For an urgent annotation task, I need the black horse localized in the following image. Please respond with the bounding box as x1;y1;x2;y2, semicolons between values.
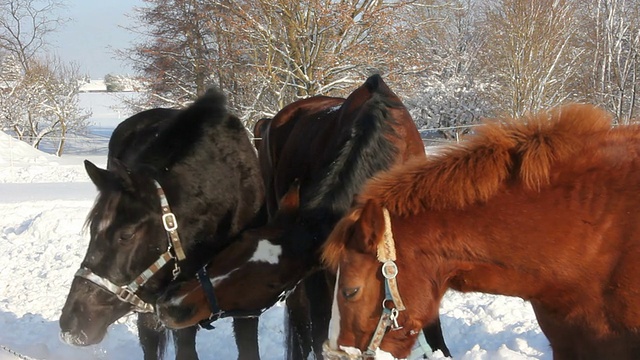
59;89;265;360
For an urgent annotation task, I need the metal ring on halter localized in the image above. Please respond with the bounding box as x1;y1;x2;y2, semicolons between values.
381;260;398;279
162;213;178;231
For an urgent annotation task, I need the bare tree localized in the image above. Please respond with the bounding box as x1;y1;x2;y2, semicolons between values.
0;0;89;155
404;0;494;139
121;0;220;109
212;0;431;120
477;0;582;118
123;0;443;127
0;56;89;153
41;57;92;156
0;0;66;72
580;0;640;124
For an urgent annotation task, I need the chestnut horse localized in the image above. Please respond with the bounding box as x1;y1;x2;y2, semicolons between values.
155;75;451;359
321;103;640;359
59;89;265;360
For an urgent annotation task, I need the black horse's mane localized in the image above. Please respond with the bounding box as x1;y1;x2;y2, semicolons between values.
131;89;233;172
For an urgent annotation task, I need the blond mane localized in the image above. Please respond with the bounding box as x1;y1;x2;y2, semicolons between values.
357;103;613;216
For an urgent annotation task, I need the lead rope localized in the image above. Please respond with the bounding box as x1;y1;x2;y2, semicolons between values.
0;344;38;360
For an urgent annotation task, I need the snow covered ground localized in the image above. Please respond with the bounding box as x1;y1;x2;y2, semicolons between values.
0;129;551;359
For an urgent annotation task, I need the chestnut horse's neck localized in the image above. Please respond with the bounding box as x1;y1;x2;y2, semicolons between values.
396;175;629;313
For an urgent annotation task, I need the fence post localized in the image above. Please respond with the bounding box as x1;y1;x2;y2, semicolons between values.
9;134;13;169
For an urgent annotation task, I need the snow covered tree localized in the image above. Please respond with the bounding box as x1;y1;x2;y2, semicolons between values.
476;0;582;118
124;0;445;126
404;0;494;140
0;0;89;155
121;0;220;109
578;0;640;124
40;57;92;156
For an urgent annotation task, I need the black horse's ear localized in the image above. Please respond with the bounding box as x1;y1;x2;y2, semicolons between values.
108;158;135;192
85;160;112;190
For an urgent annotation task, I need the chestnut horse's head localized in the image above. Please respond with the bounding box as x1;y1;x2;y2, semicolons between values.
321;199;440;359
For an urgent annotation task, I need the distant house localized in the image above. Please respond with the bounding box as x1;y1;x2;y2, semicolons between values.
79;77;141;93
79;79;107;93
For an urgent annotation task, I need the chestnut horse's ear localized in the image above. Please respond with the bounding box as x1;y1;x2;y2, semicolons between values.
351;199;385;254
273;179;300;225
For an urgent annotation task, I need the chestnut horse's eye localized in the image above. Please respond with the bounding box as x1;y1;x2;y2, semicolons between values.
341;287;359;299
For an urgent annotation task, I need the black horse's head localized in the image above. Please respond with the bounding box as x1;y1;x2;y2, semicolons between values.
60;160;173;345
59;89;265;347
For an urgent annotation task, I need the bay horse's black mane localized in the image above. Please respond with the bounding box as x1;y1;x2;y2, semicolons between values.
302;76;401;235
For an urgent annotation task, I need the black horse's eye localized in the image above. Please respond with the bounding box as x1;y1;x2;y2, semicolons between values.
118;229;136;243
341;287;359;300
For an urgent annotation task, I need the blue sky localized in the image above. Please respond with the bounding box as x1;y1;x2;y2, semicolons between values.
50;0;143;79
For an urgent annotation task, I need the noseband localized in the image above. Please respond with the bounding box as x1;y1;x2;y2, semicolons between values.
74;180;187;313
323;208;407;359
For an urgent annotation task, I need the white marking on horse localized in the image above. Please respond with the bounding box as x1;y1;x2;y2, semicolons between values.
328;267;341;350
248;240;282;264
97;213;112;233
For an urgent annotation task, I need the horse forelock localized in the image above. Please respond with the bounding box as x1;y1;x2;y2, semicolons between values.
357;103;613;216
85;190;121;236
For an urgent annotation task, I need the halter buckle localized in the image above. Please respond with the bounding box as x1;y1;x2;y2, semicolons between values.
116;287;136;303
162;213;178;232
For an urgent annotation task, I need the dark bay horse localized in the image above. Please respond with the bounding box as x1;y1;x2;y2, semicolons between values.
321;103;640;359
59;89;265;360
155;75;450;359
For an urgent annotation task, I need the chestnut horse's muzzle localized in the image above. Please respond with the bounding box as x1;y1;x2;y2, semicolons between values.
322;340;383;360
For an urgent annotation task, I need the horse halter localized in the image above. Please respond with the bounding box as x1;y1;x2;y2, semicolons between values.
74;179;187;313
194;267;267;330
323;208;407;360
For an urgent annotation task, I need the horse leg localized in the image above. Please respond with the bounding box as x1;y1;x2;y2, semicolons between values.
285;283;313;360
233;317;260;360
304;271;333;359
421;317;451;357
173;326;199;360
137;313;168;360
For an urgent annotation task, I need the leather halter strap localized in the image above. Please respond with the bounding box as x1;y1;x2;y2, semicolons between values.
155;180;186;261
363;207;406;358
74;179;185;313
195;266;266;330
